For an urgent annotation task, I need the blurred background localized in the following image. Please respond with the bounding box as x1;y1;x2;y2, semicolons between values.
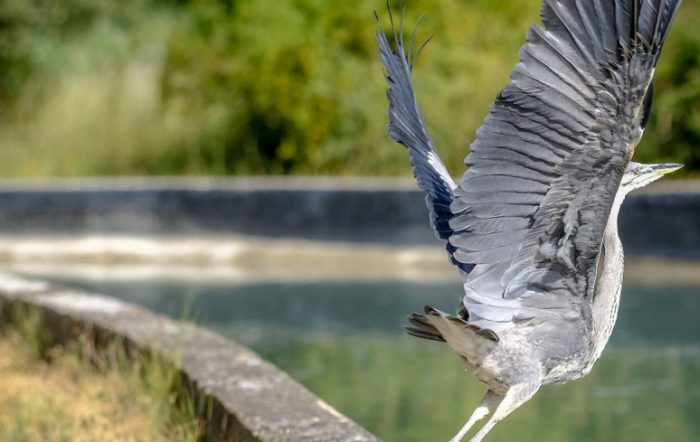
1;0;700;178
0;1;699;441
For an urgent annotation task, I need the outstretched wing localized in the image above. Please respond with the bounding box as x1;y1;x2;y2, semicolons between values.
452;0;682;331
377;12;475;274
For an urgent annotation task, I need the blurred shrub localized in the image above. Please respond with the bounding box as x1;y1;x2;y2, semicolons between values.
160;0;700;176
162;0;383;173
0;0;698;176
637;3;700;173
0;0;145;113
0;0;41;108
159;0;548;175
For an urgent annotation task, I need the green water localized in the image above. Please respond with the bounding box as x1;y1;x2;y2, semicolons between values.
39;278;700;441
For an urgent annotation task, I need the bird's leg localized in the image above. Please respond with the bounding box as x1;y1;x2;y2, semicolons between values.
449;390;503;442
467;382;540;442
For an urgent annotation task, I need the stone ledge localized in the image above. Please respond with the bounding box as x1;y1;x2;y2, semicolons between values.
0;273;379;442
0;177;699;256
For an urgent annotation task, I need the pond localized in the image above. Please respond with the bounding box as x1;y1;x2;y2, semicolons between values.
28;274;700;442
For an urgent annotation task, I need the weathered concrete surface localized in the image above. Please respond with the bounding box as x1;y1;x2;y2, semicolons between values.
3;235;700;286
0;273;379;442
618;192;700;258
0;177;425;245
0;177;698;257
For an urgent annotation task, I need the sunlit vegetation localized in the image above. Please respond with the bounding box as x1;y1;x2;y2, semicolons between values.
0;0;699;176
0;303;202;441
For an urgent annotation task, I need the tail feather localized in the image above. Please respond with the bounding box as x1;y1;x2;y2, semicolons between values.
406;305;500;348
406;312;445;342
405;326;446;342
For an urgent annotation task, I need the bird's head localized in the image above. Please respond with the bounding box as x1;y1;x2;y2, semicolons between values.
621;161;683;193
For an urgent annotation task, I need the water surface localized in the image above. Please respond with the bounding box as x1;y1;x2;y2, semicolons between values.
33;276;700;442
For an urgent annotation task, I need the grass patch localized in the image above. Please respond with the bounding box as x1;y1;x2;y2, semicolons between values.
0;303;202;441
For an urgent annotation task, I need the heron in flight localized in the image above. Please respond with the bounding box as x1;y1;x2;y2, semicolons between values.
377;1;683;441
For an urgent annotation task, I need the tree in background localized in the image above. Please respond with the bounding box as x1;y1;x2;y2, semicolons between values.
161;0;385;174
0;0;143;114
0;0;698;176
640;21;700;173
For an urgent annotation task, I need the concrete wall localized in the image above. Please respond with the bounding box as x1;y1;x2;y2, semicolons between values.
0;177;698;257
0;273;379;442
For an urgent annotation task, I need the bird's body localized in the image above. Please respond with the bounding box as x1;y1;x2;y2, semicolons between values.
377;1;683;440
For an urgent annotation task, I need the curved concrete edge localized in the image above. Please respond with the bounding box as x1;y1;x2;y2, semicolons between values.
0;273;379;442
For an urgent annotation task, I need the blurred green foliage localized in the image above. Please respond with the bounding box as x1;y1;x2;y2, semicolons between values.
159;0;544;175
0;0;144;110
637;3;700;172
0;0;698;176
161;0;383;173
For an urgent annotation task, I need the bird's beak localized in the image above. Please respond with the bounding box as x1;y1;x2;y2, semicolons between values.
651;163;684;176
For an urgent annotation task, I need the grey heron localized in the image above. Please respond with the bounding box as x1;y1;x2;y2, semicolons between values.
377;1;683;441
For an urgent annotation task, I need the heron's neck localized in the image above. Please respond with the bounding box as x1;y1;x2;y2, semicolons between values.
589;192;626;366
